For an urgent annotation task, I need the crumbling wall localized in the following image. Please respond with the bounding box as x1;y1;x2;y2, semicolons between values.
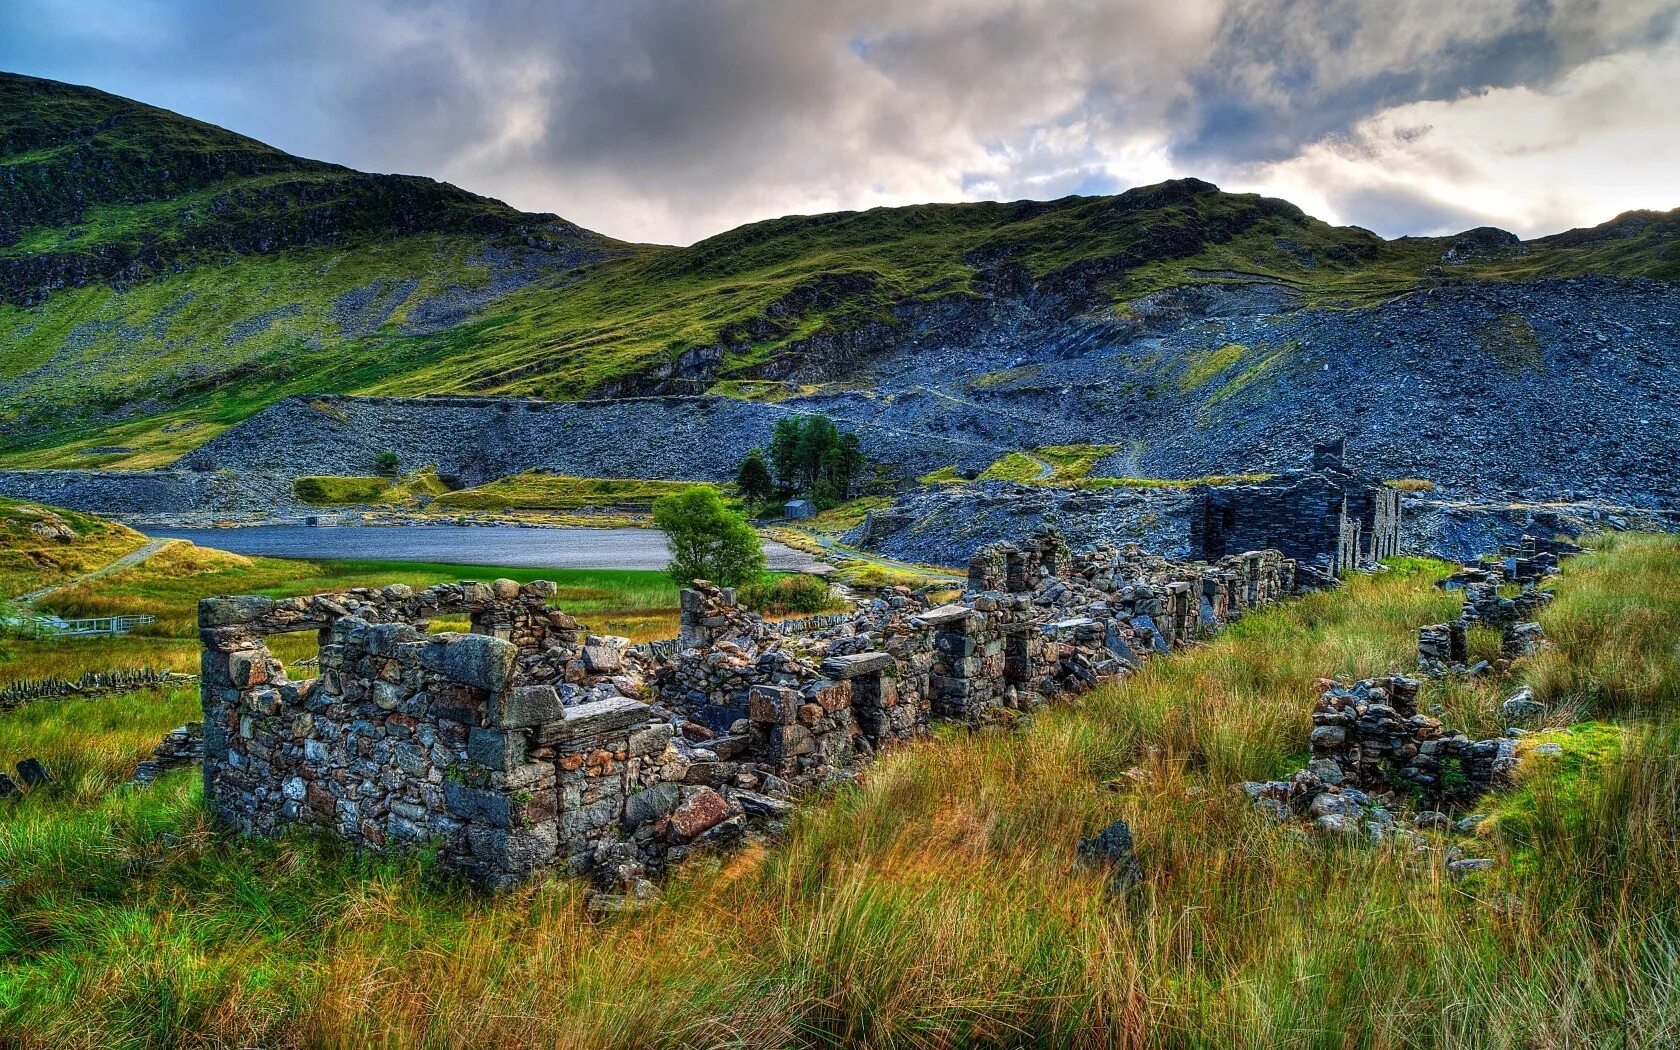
1248;546;1566;834
1190;440;1403;575
206;531;1305;890
1418;549;1555;675
201;580;699;890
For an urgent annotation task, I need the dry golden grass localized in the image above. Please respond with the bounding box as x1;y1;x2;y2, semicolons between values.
2;539;1679;1046
0;498;150;598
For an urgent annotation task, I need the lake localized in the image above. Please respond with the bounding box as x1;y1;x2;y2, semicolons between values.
140;524;830;573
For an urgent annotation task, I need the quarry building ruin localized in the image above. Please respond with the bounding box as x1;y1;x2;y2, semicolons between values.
199;529;1317;890
1189;439;1402;578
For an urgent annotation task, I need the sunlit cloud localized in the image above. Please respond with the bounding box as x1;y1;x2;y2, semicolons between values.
2;0;1677;243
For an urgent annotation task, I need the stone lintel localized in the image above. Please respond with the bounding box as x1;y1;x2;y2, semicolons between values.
820;652;896;679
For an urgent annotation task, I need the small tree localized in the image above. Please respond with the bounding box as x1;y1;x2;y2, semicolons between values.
735;448;774;506
374;450;401;476
652;487;766;588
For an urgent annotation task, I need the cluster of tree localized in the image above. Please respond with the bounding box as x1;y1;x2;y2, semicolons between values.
735;414;866;512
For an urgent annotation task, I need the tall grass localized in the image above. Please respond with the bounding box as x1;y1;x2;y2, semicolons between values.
2;538;1679;1046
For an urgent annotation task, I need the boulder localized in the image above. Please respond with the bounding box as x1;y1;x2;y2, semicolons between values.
1501;687;1546;721
15;757;50;787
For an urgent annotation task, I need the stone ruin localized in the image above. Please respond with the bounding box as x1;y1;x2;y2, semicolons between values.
199;528;1309;891
1190;438;1402;580
1418;536;1558;675
1247;539;1564;838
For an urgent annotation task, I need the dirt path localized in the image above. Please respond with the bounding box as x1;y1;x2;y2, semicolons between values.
12;538;175;605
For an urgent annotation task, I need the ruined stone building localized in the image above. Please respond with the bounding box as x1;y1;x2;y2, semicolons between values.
200;530;1306;891
1190;439;1403;577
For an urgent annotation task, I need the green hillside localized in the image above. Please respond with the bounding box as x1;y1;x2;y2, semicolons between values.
2;71;1677;469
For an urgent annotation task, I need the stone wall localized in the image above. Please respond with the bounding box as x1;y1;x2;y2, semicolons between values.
1247;545;1563;833
1190;440;1403;576
203;530;1306;890
1418;545;1556;676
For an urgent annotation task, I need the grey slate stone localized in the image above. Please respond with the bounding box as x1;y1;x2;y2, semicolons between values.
623;782;681;830
198;594;276;628
421;633;517;692
467;726;527;771
536;697;650;745
492;684;562;728
821;652;895;679
15;758;51;787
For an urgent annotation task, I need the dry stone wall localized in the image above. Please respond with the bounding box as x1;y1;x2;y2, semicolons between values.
202;529;1307;890
1247;538;1564;837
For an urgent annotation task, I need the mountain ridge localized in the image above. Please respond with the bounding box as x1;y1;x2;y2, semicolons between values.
1;71;1677;478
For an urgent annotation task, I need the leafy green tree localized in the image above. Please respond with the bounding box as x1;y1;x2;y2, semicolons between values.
768;417;802;493
793;415;840;489
735;448;774;506
652;487;766;587
374;450;401;476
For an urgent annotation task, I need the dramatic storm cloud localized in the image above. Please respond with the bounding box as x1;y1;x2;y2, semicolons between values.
4;0;1678;243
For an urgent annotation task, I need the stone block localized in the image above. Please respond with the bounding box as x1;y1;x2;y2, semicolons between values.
820;652;895;679
770;723;814;758
444;779;513;827
1501;687;1546;721
491;684;563;728
468;726;527;771
627;722;674;758
623;782;681;830
470;820;559;873
15;758;51;787
807;679;852;713
366;621;418;656
582;644;623;674
669;787;731;841
749;684;800;725
226;650;270;689
421;633;517;693
537;697;649;746
916;604;977;631
198;594;276;628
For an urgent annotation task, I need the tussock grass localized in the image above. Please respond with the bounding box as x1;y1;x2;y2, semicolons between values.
3;538;1680;1045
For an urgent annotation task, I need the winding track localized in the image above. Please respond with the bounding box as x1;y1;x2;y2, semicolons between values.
11;538;175;605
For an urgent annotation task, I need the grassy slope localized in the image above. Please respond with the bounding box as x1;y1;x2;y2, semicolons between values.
0;72;617;465
0;235;541;468
291;469;452;507
0;497;149;598
432;472;713;511
2;537;1677;1044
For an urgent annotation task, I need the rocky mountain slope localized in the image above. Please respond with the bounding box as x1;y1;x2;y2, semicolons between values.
2;72;1678;515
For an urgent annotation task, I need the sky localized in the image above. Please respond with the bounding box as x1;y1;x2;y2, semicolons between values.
4;0;1679;246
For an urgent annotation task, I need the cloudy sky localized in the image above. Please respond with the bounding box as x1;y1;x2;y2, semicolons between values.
5;0;1679;245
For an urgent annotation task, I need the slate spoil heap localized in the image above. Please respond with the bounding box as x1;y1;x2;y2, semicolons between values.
199;528;1307;890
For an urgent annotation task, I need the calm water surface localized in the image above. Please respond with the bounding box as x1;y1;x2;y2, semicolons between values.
140;524;827;573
